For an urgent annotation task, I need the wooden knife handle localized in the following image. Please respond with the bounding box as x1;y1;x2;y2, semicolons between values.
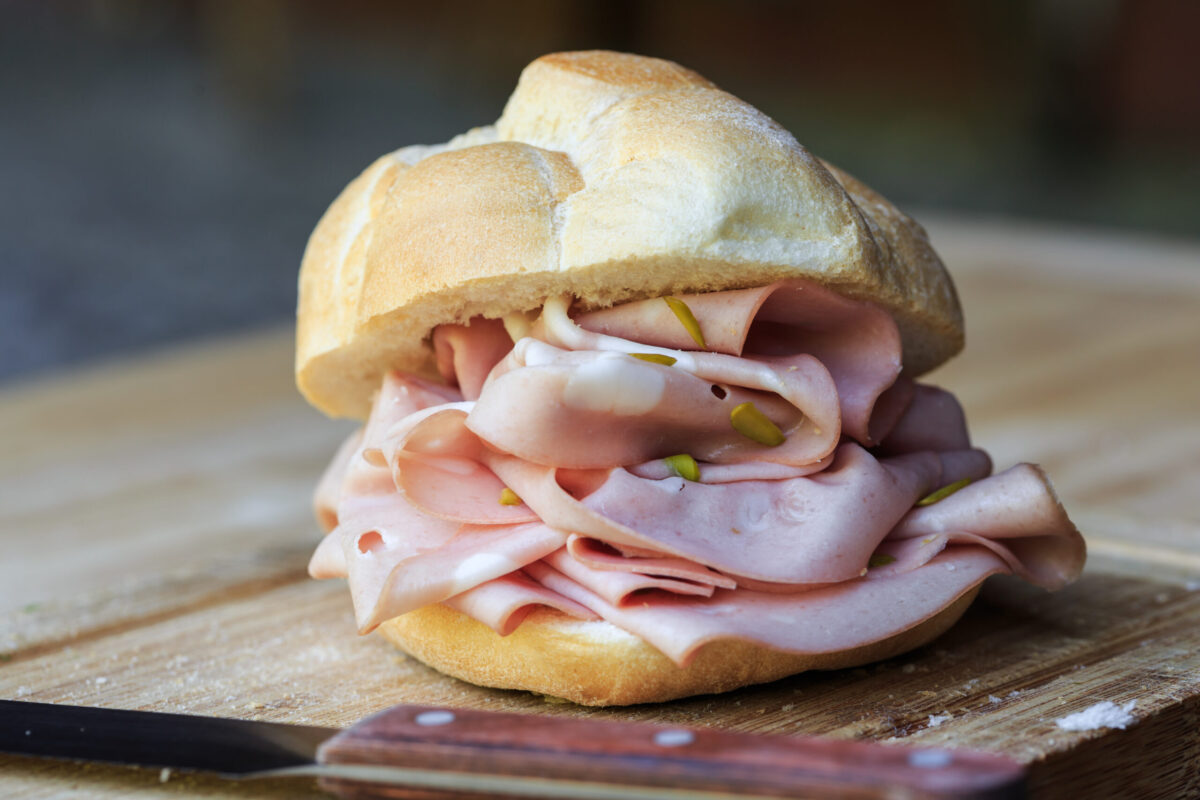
316;704;1025;800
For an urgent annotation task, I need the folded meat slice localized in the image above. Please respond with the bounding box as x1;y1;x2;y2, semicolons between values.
314;372;464;534
565;536;737;590
878;383;972;455
313;429;362;533
524;548;1009;667
377;402;539;525
308;371;565;632
308;282;1085;672
562;279;903;445
356;521;568;632
880;463;1086;590
485;441;994;583
468;339;839;468
433;318;513;400
626;456;833;482
443;573;599;636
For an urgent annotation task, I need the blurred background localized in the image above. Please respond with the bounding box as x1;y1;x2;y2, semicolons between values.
2;0;1197;383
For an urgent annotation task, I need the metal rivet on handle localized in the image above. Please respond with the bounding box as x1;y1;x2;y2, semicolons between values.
653;729;695;747
908;749;953;769
415;710;456;727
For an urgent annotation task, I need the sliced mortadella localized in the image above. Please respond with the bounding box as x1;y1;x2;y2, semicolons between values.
486;443;983;584
566;537;737;590
544;548;722;604
314;429;362;532
573;287;769;354
525;547;1009;667
748;282;902;445
562;280;903;446
468;340;838;469
377;403;538;525
351;371;463;496
886;463;1086;590
309;522;349;578
878;384;972;456
443;572;598;636
627;456;833;483
366;372;463;449
311;371;466;567
866;378;917;447
311;489;460;610
359;522;569;632
433;319;514;400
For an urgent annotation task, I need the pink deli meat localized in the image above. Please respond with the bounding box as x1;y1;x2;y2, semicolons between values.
308;279;1085;666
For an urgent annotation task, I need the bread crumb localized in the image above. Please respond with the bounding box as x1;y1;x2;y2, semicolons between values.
159;768;172;783
927;714;952;728
1055;700;1136;732
987;695;1002;704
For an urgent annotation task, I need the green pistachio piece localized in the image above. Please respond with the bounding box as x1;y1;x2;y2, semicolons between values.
663;296;707;349
730;402;786;446
868;553;897;568
498;487;523;506
663;453;701;482
629;352;678;366
916;478;972;507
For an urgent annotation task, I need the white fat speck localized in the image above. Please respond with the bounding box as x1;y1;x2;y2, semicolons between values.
451;553;518;594
734;490;772;533
1055;700;1136;731
562;354;665;415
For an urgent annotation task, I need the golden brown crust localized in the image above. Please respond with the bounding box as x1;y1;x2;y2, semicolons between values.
377;587;980;706
296;51;963;419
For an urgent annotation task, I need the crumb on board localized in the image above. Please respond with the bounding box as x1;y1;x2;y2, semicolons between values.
927;714;952;728
1055;700;1137;732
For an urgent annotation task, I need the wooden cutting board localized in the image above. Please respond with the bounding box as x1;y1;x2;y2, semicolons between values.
2;218;1199;799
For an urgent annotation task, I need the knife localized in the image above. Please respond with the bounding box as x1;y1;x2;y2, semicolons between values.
1;699;1024;799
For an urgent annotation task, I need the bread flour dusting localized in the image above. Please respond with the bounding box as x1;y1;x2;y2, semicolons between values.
1055;700;1136;731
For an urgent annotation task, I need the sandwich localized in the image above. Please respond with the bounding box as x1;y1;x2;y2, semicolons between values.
297;51;1085;706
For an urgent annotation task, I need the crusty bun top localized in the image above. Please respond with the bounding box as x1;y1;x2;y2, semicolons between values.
296;51;963;419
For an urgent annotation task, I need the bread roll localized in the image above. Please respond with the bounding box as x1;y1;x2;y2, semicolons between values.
299;51;978;705
296;51;961;420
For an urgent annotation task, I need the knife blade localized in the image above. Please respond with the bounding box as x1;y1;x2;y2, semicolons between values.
1;699;1025;799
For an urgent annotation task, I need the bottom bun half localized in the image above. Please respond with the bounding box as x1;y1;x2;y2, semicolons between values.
376;586;981;706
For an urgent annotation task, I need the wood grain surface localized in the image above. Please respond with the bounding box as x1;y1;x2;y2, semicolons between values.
2;217;1198;799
